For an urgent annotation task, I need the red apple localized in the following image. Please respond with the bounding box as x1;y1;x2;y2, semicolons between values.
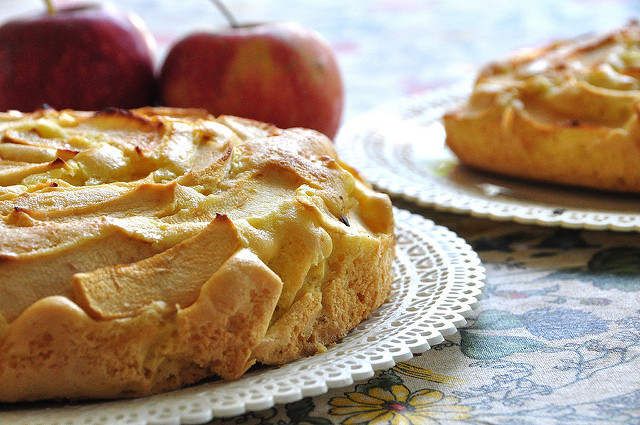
159;21;344;139
0;2;156;112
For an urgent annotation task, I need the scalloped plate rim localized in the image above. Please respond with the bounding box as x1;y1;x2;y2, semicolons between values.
0;208;485;425
336;82;640;232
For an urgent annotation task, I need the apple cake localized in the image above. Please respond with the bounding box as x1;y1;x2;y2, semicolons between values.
0;106;395;402
443;21;640;192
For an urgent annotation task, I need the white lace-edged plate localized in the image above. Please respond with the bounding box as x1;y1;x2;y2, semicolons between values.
336;82;640;232
1;208;485;425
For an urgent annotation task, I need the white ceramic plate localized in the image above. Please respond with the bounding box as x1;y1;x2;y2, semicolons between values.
336;82;640;232
1;208;485;425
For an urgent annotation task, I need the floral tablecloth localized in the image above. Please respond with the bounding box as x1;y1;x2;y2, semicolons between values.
3;0;640;424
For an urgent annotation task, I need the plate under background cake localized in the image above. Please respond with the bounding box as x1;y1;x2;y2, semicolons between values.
335;83;640;231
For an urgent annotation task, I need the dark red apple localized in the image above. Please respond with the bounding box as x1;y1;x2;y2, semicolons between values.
159;21;344;139
0;2;156;112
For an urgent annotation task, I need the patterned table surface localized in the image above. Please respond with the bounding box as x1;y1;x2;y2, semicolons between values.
3;1;640;424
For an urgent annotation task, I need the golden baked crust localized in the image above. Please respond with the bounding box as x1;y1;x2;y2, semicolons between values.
443;21;640;192
0;107;395;402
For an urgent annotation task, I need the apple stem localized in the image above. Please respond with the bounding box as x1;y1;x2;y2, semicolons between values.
44;0;56;14
210;0;239;28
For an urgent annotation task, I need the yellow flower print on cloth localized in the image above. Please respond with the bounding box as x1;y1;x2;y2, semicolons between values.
329;384;471;425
